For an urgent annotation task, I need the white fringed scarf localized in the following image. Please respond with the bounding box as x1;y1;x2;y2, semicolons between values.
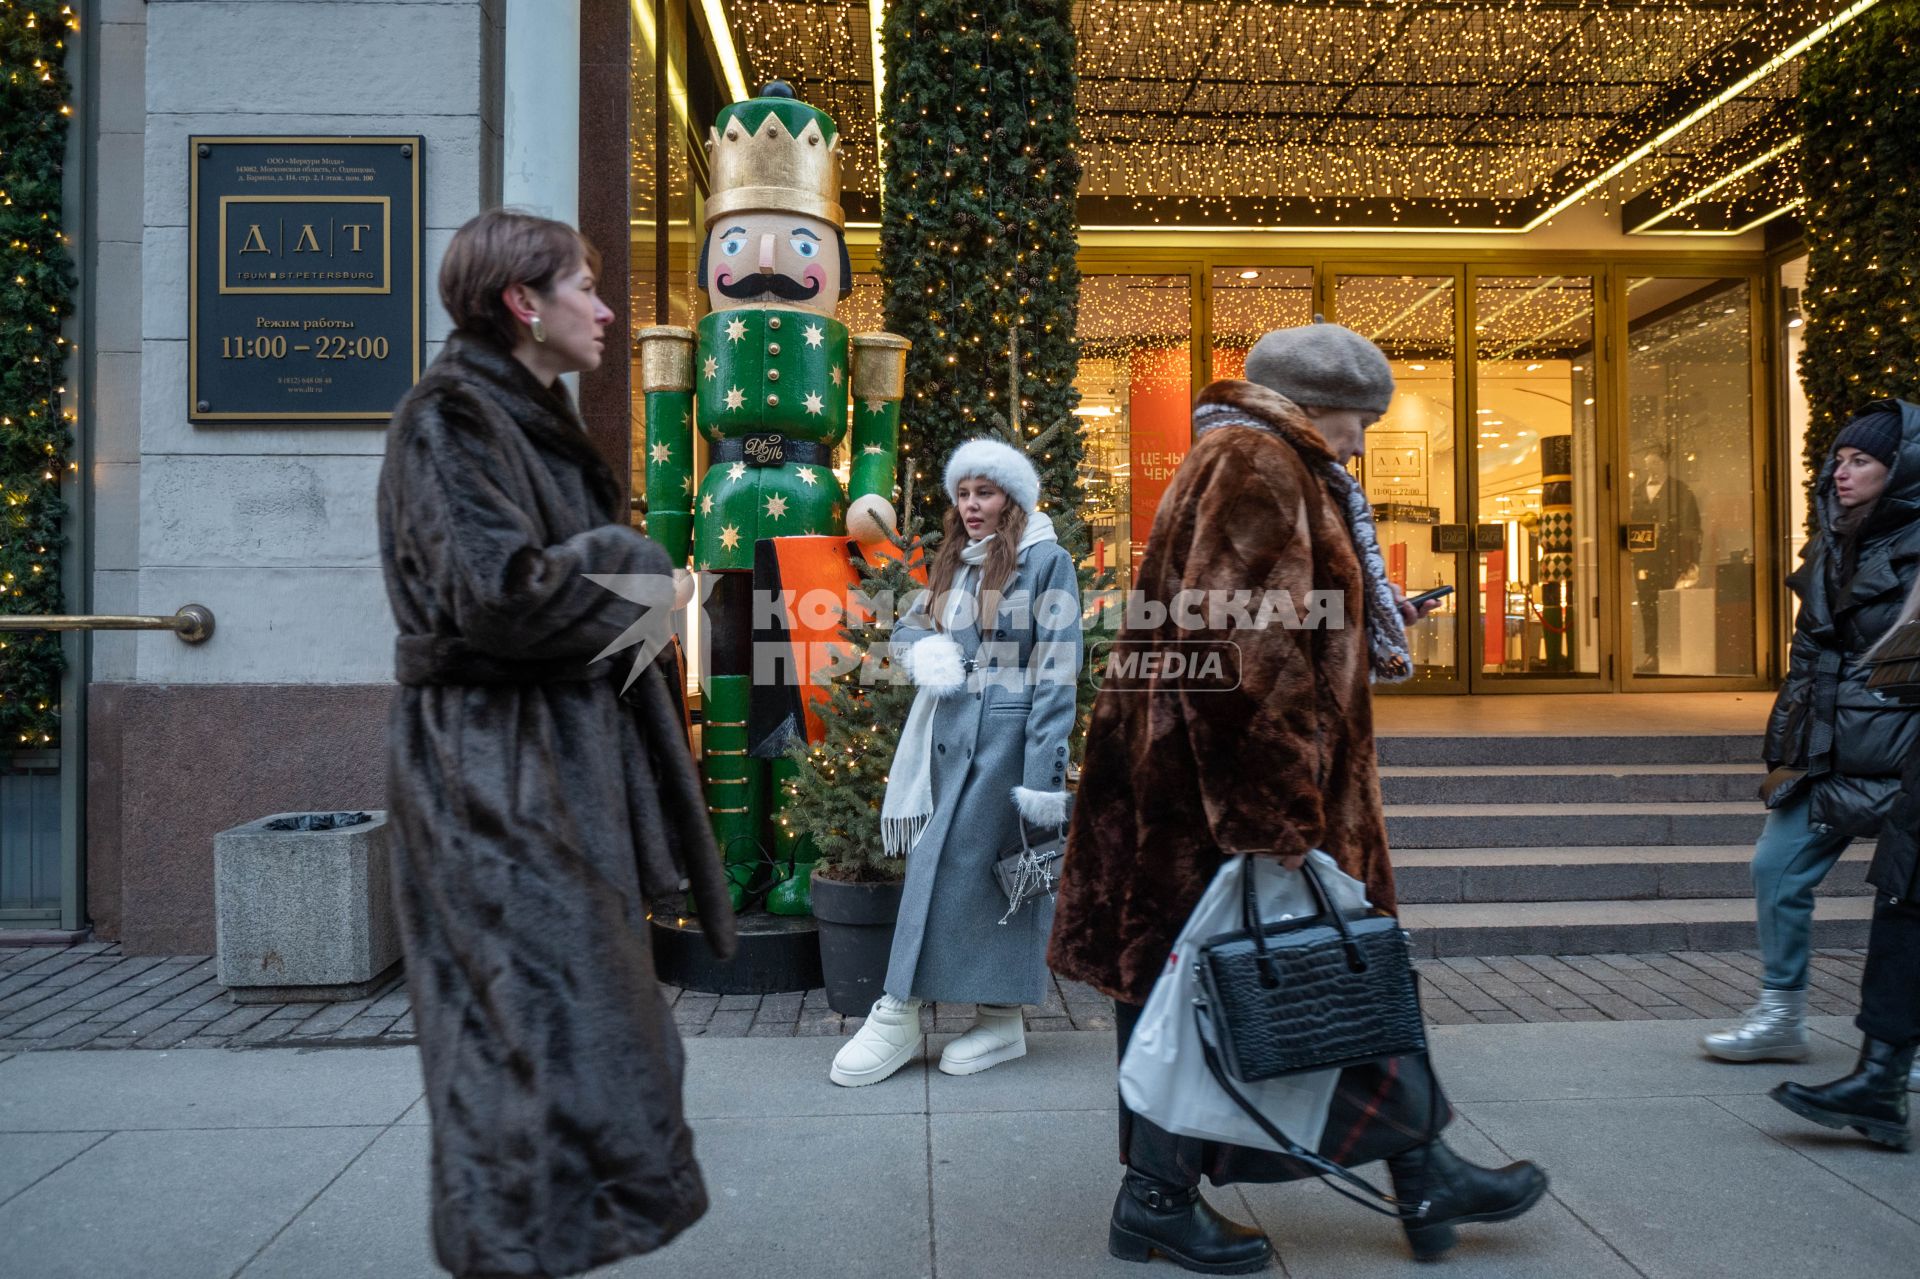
881;511;1058;856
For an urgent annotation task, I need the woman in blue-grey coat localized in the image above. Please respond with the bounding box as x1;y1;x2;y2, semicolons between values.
829;437;1082;1087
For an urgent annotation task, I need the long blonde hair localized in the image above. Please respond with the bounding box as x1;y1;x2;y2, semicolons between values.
924;497;1029;632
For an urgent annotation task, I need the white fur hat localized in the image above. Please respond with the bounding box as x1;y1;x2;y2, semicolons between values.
944;438;1041;512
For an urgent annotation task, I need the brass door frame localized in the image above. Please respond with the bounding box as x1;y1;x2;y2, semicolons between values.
1609;261;1777;693
1459;265;1614;694
1322;261;1471;694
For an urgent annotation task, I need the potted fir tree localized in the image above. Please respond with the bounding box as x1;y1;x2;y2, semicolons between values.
783;506;930;1015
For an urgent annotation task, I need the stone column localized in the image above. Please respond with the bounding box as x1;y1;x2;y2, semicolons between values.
90;0;513;952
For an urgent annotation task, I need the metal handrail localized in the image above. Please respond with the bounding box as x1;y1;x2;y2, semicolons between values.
0;605;215;644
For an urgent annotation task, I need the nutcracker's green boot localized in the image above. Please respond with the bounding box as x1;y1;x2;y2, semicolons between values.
701;675;765;911
765;755;819;916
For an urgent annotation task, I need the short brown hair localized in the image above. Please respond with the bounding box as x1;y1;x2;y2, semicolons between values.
438;208;603;349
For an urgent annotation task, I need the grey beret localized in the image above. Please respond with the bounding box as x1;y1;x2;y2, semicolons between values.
1244;319;1395;416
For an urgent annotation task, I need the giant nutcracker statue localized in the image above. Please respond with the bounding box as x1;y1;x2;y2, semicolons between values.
638;82;908;917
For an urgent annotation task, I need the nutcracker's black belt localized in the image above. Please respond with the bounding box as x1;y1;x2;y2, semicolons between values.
711;434;832;468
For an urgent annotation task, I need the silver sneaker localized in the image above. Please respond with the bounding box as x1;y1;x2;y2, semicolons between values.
1702;988;1810;1062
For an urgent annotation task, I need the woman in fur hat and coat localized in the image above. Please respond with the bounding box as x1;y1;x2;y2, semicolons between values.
1049;321;1546;1271
828;438;1082;1087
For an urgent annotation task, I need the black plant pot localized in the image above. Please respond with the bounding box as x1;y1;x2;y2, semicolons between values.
810;868;905;1016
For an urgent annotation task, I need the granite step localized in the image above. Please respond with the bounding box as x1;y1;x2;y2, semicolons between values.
1379;763;1759;806
1392;844;1875;905
1399;894;1875;959
1386;801;1766;849
1376;734;1763;768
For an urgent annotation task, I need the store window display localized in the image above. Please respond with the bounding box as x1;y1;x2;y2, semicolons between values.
1626;277;1757;677
1628;443;1703;673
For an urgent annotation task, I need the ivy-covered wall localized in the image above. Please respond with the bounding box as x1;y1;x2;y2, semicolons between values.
877;0;1083;528
0;2;77;749
1798;0;1920;485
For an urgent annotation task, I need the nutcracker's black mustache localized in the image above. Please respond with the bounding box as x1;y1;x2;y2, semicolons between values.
715;271;821;301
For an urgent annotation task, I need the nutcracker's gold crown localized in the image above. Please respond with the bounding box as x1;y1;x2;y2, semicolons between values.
705;89;845;229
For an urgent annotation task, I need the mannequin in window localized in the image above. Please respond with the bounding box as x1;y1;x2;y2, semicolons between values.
1630;443;1702;673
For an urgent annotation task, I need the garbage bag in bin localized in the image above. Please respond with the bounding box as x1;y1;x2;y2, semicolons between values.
262;811;373;833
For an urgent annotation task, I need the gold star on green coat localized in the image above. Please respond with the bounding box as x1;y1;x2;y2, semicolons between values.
689;307;853;569
695;309;849;440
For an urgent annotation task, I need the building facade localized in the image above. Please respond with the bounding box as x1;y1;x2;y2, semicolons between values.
24;0;1845;947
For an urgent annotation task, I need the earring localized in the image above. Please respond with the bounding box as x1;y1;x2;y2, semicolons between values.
529;315;547;344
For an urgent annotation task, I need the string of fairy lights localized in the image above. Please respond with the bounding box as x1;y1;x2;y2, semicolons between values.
708;0;1865;231
0;2;79;748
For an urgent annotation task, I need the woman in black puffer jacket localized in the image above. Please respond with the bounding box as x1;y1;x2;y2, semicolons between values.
1703;401;1920;1065
1771;552;1920;1146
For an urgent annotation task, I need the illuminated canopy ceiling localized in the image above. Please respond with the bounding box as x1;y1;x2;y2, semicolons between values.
715;0;1875;233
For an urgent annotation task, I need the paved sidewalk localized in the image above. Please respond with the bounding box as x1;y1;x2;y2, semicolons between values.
0;943;1870;1051
1;1017;1914;1277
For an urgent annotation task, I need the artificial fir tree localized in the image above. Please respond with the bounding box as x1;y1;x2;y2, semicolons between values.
975;333;1115;754
0;3;78;748
781;486;930;882
878;0;1083;530
1798;0;1920;499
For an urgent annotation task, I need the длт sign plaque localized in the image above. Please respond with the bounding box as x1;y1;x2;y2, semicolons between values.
190;137;423;423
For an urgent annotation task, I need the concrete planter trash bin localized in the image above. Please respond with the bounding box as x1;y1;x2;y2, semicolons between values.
214;810;401;1003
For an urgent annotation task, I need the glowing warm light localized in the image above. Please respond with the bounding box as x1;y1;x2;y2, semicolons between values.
698;0;750;102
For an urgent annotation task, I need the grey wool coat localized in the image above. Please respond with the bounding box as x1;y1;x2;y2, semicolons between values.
883;538;1082;1005
377;333;737;1279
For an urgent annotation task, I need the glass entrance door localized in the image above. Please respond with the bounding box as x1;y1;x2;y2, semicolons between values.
1332;271;1464;691
1468;274;1605;686
1619;275;1764;684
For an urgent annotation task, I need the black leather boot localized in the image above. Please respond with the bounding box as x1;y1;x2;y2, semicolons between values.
1108;1171;1273;1274
1771;1036;1916;1150
1385;1139;1549;1262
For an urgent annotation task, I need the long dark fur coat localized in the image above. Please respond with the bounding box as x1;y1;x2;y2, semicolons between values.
378;332;735;1278
1048;379;1396;1005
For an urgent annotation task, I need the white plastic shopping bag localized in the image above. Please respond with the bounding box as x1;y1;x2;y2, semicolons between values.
1117;850;1375;1154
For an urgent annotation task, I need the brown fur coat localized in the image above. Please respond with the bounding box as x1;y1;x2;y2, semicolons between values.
1048;379;1396;1005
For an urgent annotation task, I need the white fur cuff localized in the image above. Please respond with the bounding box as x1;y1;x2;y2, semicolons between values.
907;634;966;694
1012;786;1071;827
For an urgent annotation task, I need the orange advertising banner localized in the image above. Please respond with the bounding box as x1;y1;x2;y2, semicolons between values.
1128;345;1193;558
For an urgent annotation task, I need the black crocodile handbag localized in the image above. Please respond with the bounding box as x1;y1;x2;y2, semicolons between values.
1185;856;1435;1220
1194;857;1426;1082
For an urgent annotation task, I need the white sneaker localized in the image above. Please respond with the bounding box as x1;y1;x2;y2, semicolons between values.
828;996;923;1088
938;1004;1027;1076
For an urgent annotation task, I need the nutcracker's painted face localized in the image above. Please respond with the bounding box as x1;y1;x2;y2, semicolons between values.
700;210;848;318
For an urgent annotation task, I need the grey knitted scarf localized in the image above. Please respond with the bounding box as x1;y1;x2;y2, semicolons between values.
1194;402;1414;684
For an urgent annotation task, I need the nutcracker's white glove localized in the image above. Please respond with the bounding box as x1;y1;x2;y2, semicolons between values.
846;494;898;546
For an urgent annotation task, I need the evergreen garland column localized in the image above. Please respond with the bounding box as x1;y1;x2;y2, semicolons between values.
1798;0;1920;485
0;2;78;749
878;0;1083;531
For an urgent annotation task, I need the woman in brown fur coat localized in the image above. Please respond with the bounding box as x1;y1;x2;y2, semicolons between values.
1049;321;1545;1272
